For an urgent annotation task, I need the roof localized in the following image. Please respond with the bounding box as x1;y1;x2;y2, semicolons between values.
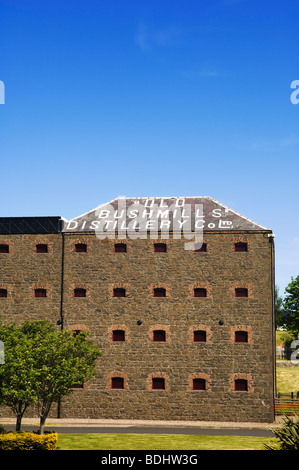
0;217;63;234
63;196;270;233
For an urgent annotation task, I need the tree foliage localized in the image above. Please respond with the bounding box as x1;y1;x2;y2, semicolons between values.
0;321;101;433
284;275;299;336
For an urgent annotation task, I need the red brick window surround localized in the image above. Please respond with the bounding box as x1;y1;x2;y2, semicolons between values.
188;373;211;392
36;244;48;253
75;243;87;253
153;287;166;297
107;372;129;390
113;288;126;298
154;243;167;253
153;330;166;342
35;288;47;298
229;374;253;393
114;243;127;253
0;244;9;253
193;378;206;391
235;379;248;391
193;243;207;253
112;330;126;342
194;288;207;297
111;377;124;389
193;330;207;342
0;289;7;298
235;288;248;298
152;377;165;390
230;326;253;344
147;373;169;391
234;242;248;252
235;331;248;343
74;288;86;298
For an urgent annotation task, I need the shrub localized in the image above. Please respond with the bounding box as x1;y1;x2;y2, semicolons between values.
264;414;299;450
0;431;58;450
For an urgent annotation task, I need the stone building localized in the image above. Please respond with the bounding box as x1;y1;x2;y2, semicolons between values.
0;197;276;422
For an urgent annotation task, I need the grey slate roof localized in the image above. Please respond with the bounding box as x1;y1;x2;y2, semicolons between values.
63;197;270;233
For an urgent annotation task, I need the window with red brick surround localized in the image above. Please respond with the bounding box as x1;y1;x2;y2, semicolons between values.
193;243;207;252
193;330;207;342
235;288;248;297
194;288;207;297
154;243;167;253
234;242;247;252
0;289;7;298
235;330;248;343
153;287;166;297
75;243;87;253
153;330;166;342
114;243;127;253
36;244;48;253
0;244;9;253
234;379;248;391
112;330;125;342
193;378;206;390
35;288;47;298
111;377;124;389
74;288;86;297
113;288;126;297
152;377;165;390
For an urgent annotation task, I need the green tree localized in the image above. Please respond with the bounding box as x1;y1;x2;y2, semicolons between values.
0;324;37;431
0;321;101;434
22;320;101;434
284;275;299;336
275;285;286;328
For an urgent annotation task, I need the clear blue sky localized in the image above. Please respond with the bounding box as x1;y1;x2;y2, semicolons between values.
0;0;298;294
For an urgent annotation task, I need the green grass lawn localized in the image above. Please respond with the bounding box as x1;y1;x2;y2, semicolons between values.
57;433;275;451
276;365;299;394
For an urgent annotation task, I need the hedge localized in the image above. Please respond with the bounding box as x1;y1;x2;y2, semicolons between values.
0;431;58;450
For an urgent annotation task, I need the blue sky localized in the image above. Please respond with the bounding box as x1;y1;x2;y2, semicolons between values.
0;0;298;294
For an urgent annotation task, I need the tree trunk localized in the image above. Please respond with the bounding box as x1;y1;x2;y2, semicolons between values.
39;414;47;435
16;413;22;432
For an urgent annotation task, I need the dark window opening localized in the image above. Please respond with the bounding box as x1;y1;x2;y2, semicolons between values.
113;288;126;297
74;288;86;297
193;378;206;391
75;243;87;253
154;243;167;253
153;330;166;342
153;288;166;297
114;243;127;253
112;330;125;342
234;379;248;391
152;377;165;390
111;377;124;389
194;243;207;252
235;331;248;343
35;288;47;298
235;242;248;252
194;288;207;297
36;244;48;253
235;288;248;298
193;330;207;342
0;289;7;298
0;244;9;253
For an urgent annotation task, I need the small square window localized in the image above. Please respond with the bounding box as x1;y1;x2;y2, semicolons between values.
194;243;207;252
193;378;206;390
36;244;48;253
74;288;86;297
235;242;247;252
193;330;206;342
113;288;126;297
235;331;248;343
234;379;248;391
111;377;124;389
0;289;7;298
153;288;166;297
152;377;165;390
75;243;87;253
194;288;207;297
35;288;47;298
235;288;248;298
114;243;127;253
112;330;125;342
153;330;166;342
154;243;167;253
0;244;9;253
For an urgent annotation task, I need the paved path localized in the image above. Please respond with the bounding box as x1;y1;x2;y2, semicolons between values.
0;417;279;437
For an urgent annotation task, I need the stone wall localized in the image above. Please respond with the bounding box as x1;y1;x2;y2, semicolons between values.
0;230;275;422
